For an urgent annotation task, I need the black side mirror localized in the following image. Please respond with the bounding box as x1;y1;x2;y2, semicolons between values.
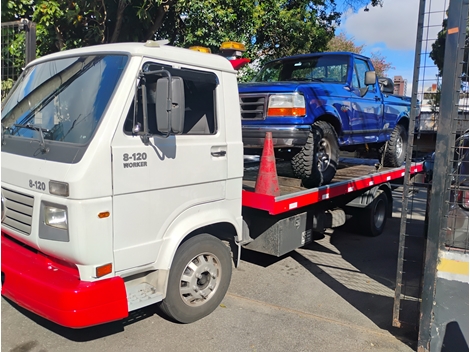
156;76;185;135
378;77;394;94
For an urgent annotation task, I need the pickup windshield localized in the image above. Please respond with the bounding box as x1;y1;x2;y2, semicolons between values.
2;54;128;145
253;55;349;83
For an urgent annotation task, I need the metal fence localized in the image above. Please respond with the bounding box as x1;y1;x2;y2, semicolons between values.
418;0;469;348
1;19;36;101
390;0;468;350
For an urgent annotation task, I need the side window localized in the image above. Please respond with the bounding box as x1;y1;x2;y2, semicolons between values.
352;58;371;90
124;63;218;135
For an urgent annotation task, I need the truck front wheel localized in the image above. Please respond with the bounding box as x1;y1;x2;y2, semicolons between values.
291;121;339;188
383;124;407;167
160;234;232;323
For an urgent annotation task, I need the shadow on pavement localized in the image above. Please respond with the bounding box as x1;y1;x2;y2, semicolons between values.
2;296;171;342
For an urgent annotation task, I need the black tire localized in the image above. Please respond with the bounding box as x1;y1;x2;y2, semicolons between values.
160;234;232;323
361;190;389;237
383;124;407;167
291;121;339;188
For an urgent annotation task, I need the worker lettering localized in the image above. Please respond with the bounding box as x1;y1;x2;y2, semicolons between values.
123;161;147;168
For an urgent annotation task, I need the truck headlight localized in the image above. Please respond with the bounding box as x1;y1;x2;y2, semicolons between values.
44;205;68;230
267;93;306;117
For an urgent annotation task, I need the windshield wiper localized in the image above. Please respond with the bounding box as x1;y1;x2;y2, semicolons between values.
14;123;50;153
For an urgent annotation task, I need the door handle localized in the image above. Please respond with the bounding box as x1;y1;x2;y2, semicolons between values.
211;150;227;157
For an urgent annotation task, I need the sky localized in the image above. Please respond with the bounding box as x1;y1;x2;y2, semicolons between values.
337;0;449;95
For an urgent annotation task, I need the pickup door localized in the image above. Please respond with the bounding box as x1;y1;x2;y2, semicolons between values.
349;56;384;144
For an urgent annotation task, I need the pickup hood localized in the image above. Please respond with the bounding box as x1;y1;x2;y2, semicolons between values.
238;81;348;97
239;81;302;93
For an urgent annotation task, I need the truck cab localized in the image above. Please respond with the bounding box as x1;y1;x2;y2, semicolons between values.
1;41;245;327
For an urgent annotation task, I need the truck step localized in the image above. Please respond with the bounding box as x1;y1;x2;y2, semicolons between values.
126;282;164;312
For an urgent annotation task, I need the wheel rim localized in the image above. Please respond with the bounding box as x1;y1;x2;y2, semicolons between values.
395;134;403;159
373;199;386;229
179;253;222;307
317;137;331;172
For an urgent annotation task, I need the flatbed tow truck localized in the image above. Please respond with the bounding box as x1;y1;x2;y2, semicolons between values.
1;41;423;328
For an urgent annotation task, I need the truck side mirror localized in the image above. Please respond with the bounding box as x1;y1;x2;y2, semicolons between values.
365;70;376;86
156;76;185;135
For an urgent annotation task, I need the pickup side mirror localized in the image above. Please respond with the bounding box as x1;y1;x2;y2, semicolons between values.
156;76;185;135
365;70;377;86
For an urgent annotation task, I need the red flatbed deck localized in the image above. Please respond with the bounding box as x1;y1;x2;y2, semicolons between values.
242;158;424;215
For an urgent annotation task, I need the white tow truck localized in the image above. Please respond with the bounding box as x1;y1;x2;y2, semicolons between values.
1;41;423;328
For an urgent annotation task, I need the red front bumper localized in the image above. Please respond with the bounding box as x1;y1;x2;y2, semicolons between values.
1;232;129;328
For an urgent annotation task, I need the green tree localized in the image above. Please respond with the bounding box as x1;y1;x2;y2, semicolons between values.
2;0;341;85
430;16;469;82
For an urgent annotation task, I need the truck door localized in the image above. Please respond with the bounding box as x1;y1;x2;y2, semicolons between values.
110;61;227;272
350;57;383;144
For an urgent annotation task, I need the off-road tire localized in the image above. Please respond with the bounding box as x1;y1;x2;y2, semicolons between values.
291;121;340;188
382;124;407;167
160;234;232;323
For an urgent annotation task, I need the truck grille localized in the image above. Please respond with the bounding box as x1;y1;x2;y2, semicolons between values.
1;187;34;235
240;93;268;120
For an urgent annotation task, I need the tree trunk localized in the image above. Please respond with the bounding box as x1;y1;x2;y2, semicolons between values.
144;1;176;42
110;0;128;43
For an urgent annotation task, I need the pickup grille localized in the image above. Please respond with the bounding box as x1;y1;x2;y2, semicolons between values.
2;187;34;235
240;93;268;120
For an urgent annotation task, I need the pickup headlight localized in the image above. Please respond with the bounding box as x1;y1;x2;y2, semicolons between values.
267;93;306;117
44;204;68;230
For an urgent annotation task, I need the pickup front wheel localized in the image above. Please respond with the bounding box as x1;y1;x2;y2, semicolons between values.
291;121;339;188
160;234;232;323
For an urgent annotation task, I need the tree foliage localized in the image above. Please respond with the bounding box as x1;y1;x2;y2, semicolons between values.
326;32;393;76
1;0;340;58
430;16;469;82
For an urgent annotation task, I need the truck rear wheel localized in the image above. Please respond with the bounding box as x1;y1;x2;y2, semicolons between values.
291;121;339;188
160;234;232;323
383;124;407;167
361;190;389;237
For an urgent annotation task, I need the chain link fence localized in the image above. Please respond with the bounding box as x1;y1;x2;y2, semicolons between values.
1;19;36;102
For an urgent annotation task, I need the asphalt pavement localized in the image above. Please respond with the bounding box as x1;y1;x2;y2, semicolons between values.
1;187;427;352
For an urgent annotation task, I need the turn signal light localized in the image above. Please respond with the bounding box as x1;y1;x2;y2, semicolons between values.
96;263;112;278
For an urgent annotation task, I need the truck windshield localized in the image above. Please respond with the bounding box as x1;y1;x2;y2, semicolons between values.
253;55;349;83
2;54;128;145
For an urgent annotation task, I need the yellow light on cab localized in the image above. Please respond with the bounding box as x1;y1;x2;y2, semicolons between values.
189;46;211;53
220;41;246;52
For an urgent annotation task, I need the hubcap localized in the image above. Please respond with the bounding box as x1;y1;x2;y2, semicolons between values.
396;135;403;158
179;253;221;307
317;138;331;172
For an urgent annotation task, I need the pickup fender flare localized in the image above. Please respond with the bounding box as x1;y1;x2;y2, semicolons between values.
310;104;344;134
396;111;410;128
153;200;243;270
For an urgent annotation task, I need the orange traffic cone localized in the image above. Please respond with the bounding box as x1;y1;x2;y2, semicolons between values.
255;132;280;196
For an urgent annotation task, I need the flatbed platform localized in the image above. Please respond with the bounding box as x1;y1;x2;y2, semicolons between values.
242;158;424;215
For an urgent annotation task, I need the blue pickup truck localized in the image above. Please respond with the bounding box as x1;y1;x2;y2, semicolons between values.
239;52;412;187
